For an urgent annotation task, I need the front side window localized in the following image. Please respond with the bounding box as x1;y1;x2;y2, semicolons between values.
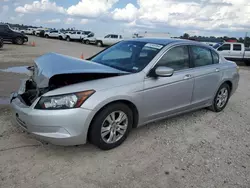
104;35;111;38
91;41;164;73
77;32;81;34
191;46;213;67
217;44;230;51
157;46;190;71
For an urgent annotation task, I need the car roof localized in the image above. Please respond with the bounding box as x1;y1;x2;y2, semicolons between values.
127;38;214;48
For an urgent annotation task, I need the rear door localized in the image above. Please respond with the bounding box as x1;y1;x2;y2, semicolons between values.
217;43;231;59
189;45;222;106
230;44;244;59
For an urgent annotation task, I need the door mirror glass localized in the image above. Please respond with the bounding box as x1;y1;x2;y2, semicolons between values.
155;66;174;77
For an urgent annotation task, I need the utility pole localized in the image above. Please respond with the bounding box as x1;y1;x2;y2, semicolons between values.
244;32;248;46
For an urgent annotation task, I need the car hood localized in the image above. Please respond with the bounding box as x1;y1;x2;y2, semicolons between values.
33;52;127;88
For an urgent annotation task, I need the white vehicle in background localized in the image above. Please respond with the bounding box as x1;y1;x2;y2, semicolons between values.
44;30;66;40
35;29;44;36
215;42;250;66
64;31;94;42
93;34;123;47
20;28;35;35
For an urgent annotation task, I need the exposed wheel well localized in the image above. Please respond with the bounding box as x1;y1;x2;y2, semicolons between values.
223;80;232;93
87;100;139;140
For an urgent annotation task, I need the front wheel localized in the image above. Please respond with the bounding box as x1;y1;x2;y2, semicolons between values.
209;83;230;112
66;37;70;42
45;35;49;38
89;103;133;150
85;40;90;45
96;41;103;47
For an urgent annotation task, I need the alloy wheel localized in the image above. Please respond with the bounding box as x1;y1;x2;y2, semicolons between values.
101;111;128;144
216;87;229;108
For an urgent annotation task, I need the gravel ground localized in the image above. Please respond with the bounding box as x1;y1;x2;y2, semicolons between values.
0;36;250;188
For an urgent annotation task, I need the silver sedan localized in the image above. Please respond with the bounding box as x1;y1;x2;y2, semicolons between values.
10;38;239;150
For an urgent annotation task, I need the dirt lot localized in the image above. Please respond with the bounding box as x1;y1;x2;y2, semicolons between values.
0;36;250;188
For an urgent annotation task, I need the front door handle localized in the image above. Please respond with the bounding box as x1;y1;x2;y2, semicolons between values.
183;74;192;80
215;68;220;72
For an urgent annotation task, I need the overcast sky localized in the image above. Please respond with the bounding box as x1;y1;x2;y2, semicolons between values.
1;0;250;37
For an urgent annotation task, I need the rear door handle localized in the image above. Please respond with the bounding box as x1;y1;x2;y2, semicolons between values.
215;68;220;72
183;74;192;80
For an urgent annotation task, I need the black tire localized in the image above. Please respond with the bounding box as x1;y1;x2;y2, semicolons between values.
15;37;24;45
45;35;49;38
209;83;230;112
0;38;3;48
85;40;90;45
96;41;103;47
89;103;133;150
59;36;62;40
66;36;70;42
245;60;250;66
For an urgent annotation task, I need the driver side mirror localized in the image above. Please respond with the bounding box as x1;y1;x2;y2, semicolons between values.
149;66;174;77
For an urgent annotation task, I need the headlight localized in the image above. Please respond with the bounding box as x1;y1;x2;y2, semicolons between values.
35;90;95;110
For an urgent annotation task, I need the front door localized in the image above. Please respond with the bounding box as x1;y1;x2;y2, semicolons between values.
143;45;194;122
217;43;231;59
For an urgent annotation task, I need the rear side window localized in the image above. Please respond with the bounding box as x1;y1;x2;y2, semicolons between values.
217;44;230;51
212;51;219;64
77;32;81;34
191;46;213;67
157;46;190;71
233;44;242;51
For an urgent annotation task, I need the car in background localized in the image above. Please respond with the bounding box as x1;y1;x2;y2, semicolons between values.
95;34;123;47
20;28;35;35
0;37;3;48
215;42;250;66
44;30;66;40
0;24;28;45
10;38;239;150
64;31;94;42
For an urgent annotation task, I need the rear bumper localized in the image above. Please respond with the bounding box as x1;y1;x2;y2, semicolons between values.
10;92;95;146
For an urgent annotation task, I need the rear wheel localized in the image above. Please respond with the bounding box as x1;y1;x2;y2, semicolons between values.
45;35;49;38
0;38;3;48
209;83;230;112
245;60;250;66
89;103;133;150
15;37;24;45
59;36;62;40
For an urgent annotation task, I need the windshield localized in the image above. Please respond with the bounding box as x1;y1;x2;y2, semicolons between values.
90;41;164;73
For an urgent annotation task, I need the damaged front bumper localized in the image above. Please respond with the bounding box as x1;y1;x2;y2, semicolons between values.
10;81;94;146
